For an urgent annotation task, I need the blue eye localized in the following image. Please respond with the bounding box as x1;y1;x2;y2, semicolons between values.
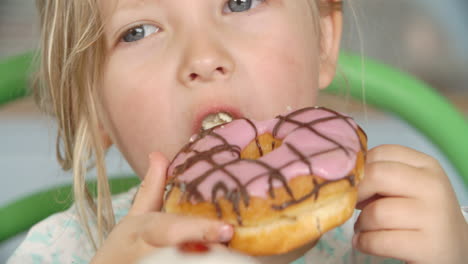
224;0;265;13
122;24;159;43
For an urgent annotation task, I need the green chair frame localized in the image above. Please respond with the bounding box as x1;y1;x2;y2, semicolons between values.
1;52;467;243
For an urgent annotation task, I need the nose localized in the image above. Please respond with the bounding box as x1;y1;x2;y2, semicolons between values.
178;36;234;86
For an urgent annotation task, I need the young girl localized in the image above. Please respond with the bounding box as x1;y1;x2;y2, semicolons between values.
8;0;468;263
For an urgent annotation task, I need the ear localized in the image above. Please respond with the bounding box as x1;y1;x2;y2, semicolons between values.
99;123;113;150
318;1;343;90
95;97;114;150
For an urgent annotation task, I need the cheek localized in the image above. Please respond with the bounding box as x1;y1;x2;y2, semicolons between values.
100;61;168;130
255;38;318;93
98;57;178;175
238;14;320;116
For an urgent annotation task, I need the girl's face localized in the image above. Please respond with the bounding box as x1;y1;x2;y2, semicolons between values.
99;0;340;177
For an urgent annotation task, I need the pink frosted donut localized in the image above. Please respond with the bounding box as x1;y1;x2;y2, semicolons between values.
164;107;367;256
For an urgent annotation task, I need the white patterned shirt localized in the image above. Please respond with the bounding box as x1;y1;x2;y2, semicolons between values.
8;187;468;264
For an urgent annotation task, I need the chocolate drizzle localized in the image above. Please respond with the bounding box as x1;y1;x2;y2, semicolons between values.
166;107;366;225
244;118;264;157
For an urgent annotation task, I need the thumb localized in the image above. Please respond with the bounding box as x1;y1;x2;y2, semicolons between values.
130;152;169;215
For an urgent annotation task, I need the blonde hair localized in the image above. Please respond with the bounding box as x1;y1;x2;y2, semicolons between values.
35;0;112;250
34;0;343;251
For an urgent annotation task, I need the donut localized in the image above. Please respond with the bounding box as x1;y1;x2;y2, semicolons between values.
138;242;260;264
163;107;367;256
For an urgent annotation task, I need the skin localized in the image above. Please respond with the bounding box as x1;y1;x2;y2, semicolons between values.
91;0;467;263
97;0;338;176
354;145;468;264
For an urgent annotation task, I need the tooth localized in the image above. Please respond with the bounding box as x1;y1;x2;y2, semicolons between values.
202;112;233;130
218;112;233;123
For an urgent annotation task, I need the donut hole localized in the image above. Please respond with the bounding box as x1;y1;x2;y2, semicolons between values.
240;133;283;160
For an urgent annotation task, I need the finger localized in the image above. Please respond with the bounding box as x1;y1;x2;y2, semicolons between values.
130;152;169;215
354;197;424;232
357;160;428;204
141;213;233;246
353;230;423;262
367;144;440;170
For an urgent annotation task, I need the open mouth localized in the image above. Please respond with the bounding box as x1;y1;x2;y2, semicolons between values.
201;112;234;130
192;106;242;134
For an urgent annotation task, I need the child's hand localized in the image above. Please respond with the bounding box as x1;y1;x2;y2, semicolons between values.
353;145;468;264
90;153;234;264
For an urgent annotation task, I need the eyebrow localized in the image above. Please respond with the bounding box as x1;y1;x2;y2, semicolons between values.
113;0;162;16
117;0;159;10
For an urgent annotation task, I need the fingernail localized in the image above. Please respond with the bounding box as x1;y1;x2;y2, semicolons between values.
218;225;233;242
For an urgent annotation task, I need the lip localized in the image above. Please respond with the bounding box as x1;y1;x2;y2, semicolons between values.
192;104;243;134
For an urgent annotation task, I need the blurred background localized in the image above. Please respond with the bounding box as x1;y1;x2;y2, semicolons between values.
1;0;467;261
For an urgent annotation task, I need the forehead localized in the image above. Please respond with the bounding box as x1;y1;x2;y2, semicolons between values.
99;0;318;39
100;0;155;19
99;0;311;17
